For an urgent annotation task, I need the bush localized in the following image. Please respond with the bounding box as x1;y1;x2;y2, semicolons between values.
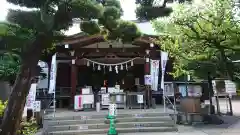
19;118;38;135
0;100;38;135
0;100;7;117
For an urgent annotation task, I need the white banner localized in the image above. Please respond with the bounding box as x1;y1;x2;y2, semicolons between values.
26;83;37;109
150;60;159;91
161;51;168;92
49;53;57;94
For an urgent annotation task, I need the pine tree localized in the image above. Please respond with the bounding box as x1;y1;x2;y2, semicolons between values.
0;0;141;134
135;0;192;20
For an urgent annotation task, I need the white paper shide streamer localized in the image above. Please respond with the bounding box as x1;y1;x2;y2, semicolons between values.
84;57;139;73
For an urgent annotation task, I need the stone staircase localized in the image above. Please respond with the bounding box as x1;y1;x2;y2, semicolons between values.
43;112;177;135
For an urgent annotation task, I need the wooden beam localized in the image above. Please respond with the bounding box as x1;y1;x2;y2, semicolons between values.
59;34;105;47
73;48;147;53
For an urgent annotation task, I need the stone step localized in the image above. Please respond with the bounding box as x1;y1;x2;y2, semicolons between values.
47;127;178;135
44;112;171;121
46;116;173;126
47;121;175;132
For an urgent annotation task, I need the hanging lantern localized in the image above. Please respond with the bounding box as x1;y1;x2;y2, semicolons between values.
131;60;134;66
125;63;128;71
87;61;90;66
120;64;123;70
109;66;112;71
98;65;101;70
115;65;118;74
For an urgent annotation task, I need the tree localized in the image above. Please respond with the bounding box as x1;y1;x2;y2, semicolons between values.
135;0;193;21
152;0;240;80
0;0;141;134
135;0;173;20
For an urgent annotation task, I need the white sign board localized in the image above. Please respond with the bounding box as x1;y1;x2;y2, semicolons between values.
82;88;91;94
109;104;117;116
82;95;94;104
26;83;37;109
164;84;174;96
144;75;152;85
102;94;110;105
137;95;144;104
33;101;41;112
225;80;237;94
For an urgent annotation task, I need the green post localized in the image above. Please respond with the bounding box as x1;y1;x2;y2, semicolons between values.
107;118;118;135
107;94;118;135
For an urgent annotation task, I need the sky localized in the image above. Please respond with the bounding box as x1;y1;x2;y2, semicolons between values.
0;0;155;35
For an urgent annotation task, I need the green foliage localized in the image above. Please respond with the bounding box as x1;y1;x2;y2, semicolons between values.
71;0;103;19
80;21;101;35
152;0;240;80
0;100;7;117
19;118;38;135
116;20;142;42
135;0;173;20
0;53;21;83
0;99;37;135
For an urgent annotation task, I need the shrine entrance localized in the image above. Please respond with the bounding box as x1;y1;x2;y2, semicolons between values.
55;33;173;109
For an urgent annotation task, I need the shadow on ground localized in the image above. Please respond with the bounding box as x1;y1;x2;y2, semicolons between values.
192;115;240;129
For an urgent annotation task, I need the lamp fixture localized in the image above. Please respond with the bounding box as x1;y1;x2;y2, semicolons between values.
150;43;154;48
65;44;69;48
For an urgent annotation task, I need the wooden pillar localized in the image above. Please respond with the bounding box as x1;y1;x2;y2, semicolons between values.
70;54;78;108
145;49;152;108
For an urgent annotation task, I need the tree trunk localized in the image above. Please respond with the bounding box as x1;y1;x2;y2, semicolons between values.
0;34;50;135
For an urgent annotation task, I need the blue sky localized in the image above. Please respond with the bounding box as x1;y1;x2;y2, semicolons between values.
0;0;155;35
